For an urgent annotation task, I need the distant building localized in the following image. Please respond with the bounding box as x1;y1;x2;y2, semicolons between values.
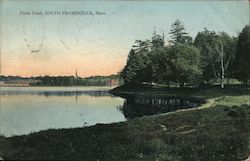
106;79;119;87
0;78;40;87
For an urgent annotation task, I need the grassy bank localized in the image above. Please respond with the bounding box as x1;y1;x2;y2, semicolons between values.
0;85;250;161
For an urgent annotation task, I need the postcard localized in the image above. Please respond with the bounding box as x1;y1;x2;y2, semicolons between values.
0;0;249;160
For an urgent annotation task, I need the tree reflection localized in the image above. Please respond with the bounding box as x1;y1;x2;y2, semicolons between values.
118;95;204;119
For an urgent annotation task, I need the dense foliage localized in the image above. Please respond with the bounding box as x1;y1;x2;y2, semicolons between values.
234;25;250;84
121;20;249;87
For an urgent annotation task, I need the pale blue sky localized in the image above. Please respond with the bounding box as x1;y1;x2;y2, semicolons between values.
1;0;249;77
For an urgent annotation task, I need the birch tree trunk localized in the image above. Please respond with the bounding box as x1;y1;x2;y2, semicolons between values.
216;41;225;89
220;48;224;89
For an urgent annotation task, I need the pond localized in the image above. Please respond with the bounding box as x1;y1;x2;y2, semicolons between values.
0;87;203;137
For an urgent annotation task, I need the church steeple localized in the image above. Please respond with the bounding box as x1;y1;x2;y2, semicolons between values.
75;69;78;78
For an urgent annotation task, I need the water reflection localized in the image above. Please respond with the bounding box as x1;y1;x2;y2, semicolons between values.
118;95;204;119
0;87;125;137
0;90;112;97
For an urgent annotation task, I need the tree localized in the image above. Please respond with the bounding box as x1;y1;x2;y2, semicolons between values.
194;29;237;87
148;47;166;84
225;37;237;81
151;30;165;49
120;49;151;84
121;31;166;85
120;49;139;84
234;25;250;84
194;29;217;83
132;39;151;53
169;45;202;87
169;19;192;46
148;30;166;84
213;32;236;88
148;47;176;86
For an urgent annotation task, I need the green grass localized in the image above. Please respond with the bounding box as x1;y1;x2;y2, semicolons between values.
1;85;250;161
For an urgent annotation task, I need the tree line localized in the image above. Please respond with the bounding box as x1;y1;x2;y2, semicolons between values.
0;75;120;86
120;20;250;88
31;75;119;86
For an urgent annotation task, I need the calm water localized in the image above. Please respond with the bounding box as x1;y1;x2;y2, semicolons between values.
0;87;202;137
